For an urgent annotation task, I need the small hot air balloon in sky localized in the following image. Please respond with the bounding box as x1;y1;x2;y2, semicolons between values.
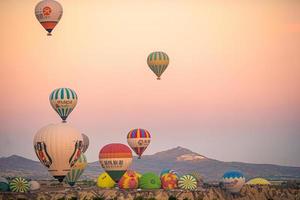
147;51;169;80
65;153;87;186
99;143;133;183
82;134;89;153
127;128;151;159
33;123;83;182
49;88;78;122
35;0;63;36
222;171;245;193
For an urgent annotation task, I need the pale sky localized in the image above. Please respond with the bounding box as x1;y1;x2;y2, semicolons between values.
0;0;299;166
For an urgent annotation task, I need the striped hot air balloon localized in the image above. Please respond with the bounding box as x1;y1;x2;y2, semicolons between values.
222;171;245;193
147;51;169;80
127;128;151;159
99;143;133;183
178;175;197;190
35;0;63;36
9;177;30;193
49;88;78;122
65;153;87;186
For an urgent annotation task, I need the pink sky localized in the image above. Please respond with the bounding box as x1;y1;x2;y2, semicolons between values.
0;0;299;166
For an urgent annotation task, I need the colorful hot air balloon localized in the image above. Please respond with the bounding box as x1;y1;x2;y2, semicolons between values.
35;0;63;36
82;134;89;153
222;171;245;193
178;175;197;190
97;172;116;189
139;172;161;189
161;173;178;189
147;51;169;80
65;153;87;186
49;88;78;122
10;177;30;193
99;143;133;183
118;170;139;189
33;123;83;182
127;128;151;159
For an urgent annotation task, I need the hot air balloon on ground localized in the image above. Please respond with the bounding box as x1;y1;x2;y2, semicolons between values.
82;134;89;153
139;172;161;189
49;88;78;122
222;171;245;193
35;0;63;36
127;128;151;159
178;175;197;190
99;143;133;183
65;153;87;186
9;177;30;193
161;173;178;189
246;178;271;185
160;169;179;178
147;51;169;80
0;177;9;192
33;123;83;182
97;172;116;189
118;170;140;189
29;181;41;191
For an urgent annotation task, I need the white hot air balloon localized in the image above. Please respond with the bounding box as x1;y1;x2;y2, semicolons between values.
35;0;63;36
29;181;41;191
33;123;83;182
82;133;89;153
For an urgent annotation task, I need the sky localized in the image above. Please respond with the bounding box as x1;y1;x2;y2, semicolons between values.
0;0;299;166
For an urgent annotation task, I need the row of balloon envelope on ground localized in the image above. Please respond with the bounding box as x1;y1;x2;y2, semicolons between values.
0;170;271;194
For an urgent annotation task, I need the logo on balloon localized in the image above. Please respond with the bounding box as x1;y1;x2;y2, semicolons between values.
43;6;52;16
34;142;52;168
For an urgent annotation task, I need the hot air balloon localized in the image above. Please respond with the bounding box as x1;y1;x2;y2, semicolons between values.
33;123;83;182
161;173;178;189
0;177;9;192
246;178;271;185
35;0;63;36
10;177;30;193
222;171;245;193
99;143;133;183
29;181;41;191
65;153;87;186
118;170;140;189
178;175;197;190
49;88;78;122
139;172;161;189
147;51;169;80
160;168;179;178
97;172;116;189
82;134;89;153
127;128;151;159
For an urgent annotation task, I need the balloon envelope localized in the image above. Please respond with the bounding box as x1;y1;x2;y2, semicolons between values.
35;0;63;35
97;172;115;188
49;88;78;122
246;178;271;185
29;181;41;191
33;123;83;182
0;177;9;192
82;134;89;153
10;177;30;193
161;173;178;189
99;143;133;182
118;170;140;189
127;128;151;158
147;51;169;80
65;153;87;186
222;171;245;193
139;172;161;189
178;175;197;190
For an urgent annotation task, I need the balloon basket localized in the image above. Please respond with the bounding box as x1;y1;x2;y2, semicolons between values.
47;33;52;36
157;77;161;80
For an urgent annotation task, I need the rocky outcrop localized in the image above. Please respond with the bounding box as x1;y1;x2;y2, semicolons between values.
1;185;300;200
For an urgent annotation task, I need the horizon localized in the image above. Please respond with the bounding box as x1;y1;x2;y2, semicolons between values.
0;0;300;167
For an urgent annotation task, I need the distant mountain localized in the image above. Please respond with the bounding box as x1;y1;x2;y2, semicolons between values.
1;147;300;181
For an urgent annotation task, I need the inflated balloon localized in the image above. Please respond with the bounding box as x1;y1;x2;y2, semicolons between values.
127;128;151;159
222;171;245;193
246;178;271;185
35;0;63;36
82;133;89;153
10;177;30;193
178;175;197;190
97;172;116;188
160;168;179;178
118;170;139;189
147;51;169;80
139;172;161;189
65;153;87;186
33;123;83;182
49;88;78;122
161;173;178;189
29;181;41;191
0;177;9;192
99;143;132;182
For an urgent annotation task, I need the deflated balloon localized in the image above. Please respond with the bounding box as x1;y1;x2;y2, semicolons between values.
65;153;87;186
147;51;169;80
49;88;78;122
99;143;132;183
35;0;63;36
127;128;151;159
33;123;83;182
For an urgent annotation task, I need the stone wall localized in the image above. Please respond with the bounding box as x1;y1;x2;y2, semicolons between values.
1;185;300;200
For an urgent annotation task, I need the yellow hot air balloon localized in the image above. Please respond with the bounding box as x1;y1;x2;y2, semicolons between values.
147;51;169;80
97;172;116;188
35;0;63;36
246;178;271;185
33;123;83;182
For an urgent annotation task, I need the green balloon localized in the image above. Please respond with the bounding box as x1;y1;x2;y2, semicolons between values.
139;172;161;189
0;182;9;192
